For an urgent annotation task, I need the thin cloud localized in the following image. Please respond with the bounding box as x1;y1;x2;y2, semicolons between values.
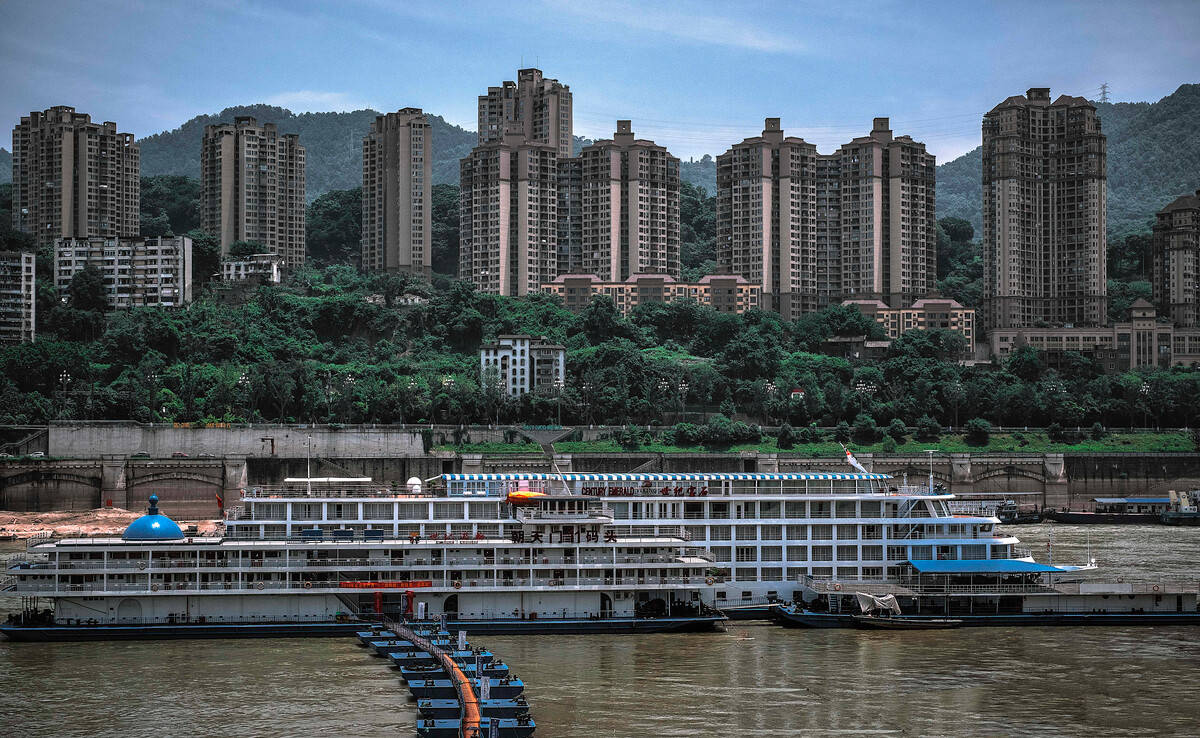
261;90;376;113
544;0;805;55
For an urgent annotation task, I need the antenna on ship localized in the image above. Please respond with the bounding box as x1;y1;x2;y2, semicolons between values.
924;449;936;493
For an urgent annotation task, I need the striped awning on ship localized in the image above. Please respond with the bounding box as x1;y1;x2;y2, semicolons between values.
439;472;891;481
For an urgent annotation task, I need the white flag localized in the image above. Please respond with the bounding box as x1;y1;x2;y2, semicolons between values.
840;443;869;475
479;675;491;700
458;629;467;651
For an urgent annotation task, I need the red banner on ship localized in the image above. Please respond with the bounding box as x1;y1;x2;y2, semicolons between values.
339;581;434;589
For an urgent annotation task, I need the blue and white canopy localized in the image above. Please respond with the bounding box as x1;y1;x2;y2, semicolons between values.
439;472;892;482
906;559;1070;574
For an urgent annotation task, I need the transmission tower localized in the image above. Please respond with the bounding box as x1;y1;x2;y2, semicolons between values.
1099;82;1110;103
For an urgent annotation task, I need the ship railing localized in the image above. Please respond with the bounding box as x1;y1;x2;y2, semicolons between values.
515;508;615;523
7;575;715;595
241;486;438;499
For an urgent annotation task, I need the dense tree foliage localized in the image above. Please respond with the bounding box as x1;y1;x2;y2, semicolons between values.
432;183;460;276
680;182;717;280
140;175;201;237
936;217;983;307
3;266;1199;429
305;187;361;266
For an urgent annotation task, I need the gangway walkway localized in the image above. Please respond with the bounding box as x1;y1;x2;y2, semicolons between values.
380;616;482;737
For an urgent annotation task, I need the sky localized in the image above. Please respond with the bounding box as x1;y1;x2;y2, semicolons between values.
1;0;1198;163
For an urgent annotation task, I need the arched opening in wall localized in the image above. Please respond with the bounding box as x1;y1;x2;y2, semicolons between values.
116;599;143;624
600;593;612;618
443;594;459;617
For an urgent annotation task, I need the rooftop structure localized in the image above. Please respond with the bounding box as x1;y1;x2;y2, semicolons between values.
542;272;759;314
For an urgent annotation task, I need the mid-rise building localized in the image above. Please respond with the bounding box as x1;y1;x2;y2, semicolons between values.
717;118;935;319
55;236;192;308
542;273;759;315
579;121;680;281
989;300;1200;372
1151;189;1200;327
201;117;306;268
479;334;566;397
0;251;36;343
221;253;282;284
478;68;573;158
362;108;431;276
460;129;560;296
843;297;976;354
982;87;1107;330
11;106;139;247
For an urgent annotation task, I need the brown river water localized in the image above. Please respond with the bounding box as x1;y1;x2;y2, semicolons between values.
2;523;1198;737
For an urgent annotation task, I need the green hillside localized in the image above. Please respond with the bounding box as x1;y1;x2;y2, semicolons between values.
137;105;597;200
936;83;1200;240
137;105;477;199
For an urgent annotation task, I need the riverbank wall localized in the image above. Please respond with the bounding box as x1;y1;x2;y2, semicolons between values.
1;422;1197;515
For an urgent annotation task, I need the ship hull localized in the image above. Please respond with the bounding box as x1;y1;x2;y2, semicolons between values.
1;615;723;642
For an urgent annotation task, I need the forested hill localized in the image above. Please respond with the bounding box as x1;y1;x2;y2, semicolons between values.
0;148;11;184
936;83;1200;240
137;105;716;199
137;105;478;198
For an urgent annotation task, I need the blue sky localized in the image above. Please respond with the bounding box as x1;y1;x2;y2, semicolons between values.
2;0;1198;162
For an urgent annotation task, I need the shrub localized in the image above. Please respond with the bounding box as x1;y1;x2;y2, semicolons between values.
672;422;704;446
1047;422;1065;442
833;421;851;443
887;418;907;444
1090;422;1106;441
964;418;992;446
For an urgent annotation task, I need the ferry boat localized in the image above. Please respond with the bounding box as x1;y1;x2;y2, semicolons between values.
1;467;1041;639
1161;489;1200;526
1043;497;1171;524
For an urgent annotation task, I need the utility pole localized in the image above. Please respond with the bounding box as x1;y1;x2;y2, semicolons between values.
1099;82;1110;104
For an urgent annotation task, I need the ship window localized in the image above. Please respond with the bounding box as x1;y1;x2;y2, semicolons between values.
761;546;782;562
860;501;881;517
786;546;808;561
761;525;782;540
811;525;832;540
835;501;857;518
785;525;807;540
784;502;807;518
836;524;857;540
836;545;857;561
434;503;462;520
811;545;833;561
709;526;731;541
710;546;731;562
736;525;757;541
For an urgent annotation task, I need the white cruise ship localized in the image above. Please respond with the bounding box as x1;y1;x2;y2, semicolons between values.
1;469;1026;639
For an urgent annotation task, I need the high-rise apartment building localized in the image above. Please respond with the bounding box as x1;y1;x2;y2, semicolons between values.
460;129;560;295
579;121;680;281
55;236;192;308
478;68;573;158
361;108;431;275
556;157;583;275
0;251;36;343
982;88;1107;330
1151;190;1200;327
11;106;139;248
717;118;935;318
201;117;306;268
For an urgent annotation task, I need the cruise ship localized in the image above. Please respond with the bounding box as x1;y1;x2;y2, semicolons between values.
1;469;1031;639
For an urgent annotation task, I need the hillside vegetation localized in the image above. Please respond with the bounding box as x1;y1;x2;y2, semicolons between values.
936;83;1200;240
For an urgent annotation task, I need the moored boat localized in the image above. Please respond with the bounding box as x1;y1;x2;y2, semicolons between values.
851;615;961;629
1045;497;1168;524
417;697;531;720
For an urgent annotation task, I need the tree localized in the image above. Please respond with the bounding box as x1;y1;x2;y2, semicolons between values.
228;240;266;258
833;420;851;443
140;175;201;235
67;266;109;313
852;413;880;444
916;415;941;442
887;418;907;444
777;422;797;449
964;417;991;446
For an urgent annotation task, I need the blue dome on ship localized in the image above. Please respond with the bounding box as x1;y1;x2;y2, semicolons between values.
122;494;184;541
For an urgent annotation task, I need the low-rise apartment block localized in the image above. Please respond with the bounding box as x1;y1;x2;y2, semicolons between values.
542;273;759;315
989;299;1200;372
0;251;36;343
844;297;976;354
479;334;566;397
55;236;192;308
221;253;281;284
